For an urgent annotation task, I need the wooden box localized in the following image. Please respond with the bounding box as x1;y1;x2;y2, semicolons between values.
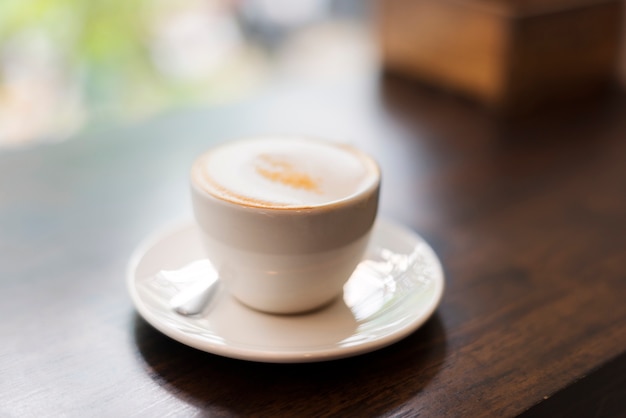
379;0;625;111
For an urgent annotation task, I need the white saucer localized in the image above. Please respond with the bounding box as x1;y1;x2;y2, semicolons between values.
127;218;444;363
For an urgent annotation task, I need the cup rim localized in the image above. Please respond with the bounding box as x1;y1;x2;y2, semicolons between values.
190;135;381;212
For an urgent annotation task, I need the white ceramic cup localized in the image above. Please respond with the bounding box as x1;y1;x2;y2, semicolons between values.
190;136;380;314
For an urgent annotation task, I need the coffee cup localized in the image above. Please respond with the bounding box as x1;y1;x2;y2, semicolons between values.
190;136;380;314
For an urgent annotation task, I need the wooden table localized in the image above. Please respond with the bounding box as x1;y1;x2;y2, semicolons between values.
2;75;625;417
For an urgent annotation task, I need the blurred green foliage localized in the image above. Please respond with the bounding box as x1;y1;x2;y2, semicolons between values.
0;0;165;116
0;0;259;128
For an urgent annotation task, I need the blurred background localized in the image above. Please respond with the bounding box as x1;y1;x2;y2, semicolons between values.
0;0;375;147
1;0;625;148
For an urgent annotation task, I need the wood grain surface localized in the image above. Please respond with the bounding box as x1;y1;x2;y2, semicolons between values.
1;76;625;417
379;0;624;110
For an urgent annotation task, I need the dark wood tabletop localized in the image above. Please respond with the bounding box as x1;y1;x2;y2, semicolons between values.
1;75;625;417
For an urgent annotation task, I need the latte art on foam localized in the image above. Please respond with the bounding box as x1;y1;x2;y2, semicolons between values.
254;154;321;193
192;137;379;208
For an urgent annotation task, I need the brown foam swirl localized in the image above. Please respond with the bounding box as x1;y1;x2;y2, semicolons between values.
191;136;380;210
255;154;321;193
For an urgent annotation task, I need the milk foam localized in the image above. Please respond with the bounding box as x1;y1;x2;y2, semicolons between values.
193;137;379;208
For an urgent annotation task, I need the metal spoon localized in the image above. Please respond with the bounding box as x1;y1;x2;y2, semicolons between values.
156;259;219;316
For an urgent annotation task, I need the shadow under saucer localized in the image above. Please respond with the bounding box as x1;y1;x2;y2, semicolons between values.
131;311;448;417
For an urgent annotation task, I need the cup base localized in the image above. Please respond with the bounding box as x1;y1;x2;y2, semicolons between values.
200;232;371;315
232;292;343;316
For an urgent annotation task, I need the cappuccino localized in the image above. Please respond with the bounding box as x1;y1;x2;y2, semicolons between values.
190;136;381;314
191;136;379;209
